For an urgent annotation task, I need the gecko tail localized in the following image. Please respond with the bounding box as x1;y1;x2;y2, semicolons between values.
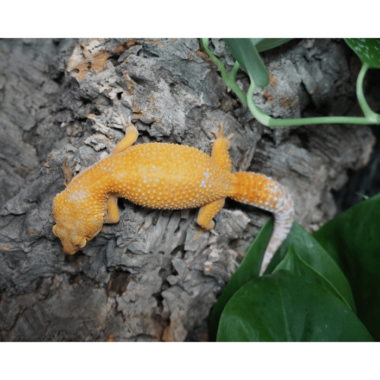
230;172;294;276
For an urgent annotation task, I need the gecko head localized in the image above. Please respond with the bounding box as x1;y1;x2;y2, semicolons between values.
52;192;102;255
52;224;89;255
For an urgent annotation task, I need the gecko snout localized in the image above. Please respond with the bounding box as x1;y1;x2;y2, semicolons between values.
52;224;87;255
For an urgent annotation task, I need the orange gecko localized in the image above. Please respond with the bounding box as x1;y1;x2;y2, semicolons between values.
52;123;294;275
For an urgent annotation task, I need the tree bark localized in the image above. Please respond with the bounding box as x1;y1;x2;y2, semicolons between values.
0;38;375;341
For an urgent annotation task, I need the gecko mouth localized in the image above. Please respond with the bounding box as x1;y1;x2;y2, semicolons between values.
63;246;79;255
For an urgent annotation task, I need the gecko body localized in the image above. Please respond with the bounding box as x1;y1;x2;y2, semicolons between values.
53;124;294;275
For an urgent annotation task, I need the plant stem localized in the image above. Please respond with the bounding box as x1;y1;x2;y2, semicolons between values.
200;39;248;104
225;62;248;103
225;79;247;105
200;38;228;82
228;61;240;82
356;63;380;123
247;80;379;127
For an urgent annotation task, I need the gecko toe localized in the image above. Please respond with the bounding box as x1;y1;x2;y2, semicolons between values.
210;130;219;139
219;124;224;136
190;225;210;240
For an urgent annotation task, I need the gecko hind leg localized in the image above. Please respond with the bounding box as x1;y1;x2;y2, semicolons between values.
210;124;233;173
190;225;219;240
111;124;139;156
193;198;225;240
104;195;120;224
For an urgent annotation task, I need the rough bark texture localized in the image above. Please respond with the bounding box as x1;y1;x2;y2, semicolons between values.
0;38;376;342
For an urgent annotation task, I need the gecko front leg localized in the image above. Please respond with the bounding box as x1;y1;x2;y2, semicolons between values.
111;124;138;156
104;124;139;224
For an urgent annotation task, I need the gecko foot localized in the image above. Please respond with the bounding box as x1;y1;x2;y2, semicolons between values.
120;114;132;128
190;225;218;240
210;124;224;139
210;124;233;142
190;225;207;240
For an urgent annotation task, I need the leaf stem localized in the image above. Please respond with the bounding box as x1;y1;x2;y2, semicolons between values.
200;38;228;82
247;80;379;127
228;61;240;82
225;78;247;105
225;61;248;103
356;63;380;122
200;38;247;104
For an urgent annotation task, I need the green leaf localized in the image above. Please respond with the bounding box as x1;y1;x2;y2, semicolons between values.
208;218;273;341
217;271;372;342
224;38;269;88
314;192;380;341
209;218;356;340
255;38;292;53
345;38;380;69
265;222;355;312
274;244;354;310
248;37;268;46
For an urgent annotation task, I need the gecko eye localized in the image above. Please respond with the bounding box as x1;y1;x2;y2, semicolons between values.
78;238;87;249
52;225;59;237
71;235;81;245
71;235;87;248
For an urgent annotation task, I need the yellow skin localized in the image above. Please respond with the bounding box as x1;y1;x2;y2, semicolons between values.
53;124;294;274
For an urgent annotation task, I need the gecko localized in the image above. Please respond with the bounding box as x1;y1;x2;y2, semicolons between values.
52;123;294;275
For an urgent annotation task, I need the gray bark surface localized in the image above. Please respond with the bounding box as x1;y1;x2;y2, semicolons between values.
0;38;375;341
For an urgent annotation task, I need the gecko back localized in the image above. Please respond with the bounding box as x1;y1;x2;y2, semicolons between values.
107;143;235;210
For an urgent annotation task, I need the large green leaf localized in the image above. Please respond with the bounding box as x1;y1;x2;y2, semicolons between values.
217;271;372;342
224;38;269;88
248;37;268;46
209;218;356;340
265;222;355;312
208;218;273;341
345;38;380;69
255;38;292;53
314;192;380;341
274;244;353;311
